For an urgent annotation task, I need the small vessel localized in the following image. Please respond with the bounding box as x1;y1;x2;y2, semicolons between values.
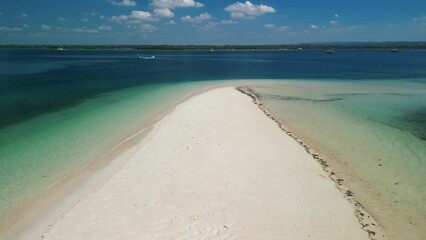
391;48;398;53
325;49;335;54
138;54;155;60
56;46;67;51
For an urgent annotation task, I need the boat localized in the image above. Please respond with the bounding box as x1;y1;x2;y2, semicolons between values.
138;54;155;60
391;48;398;53
56;46;67;51
325;49;335;54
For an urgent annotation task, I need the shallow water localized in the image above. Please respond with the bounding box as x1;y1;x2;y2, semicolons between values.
249;80;426;239
1;49;426;237
0;81;213;230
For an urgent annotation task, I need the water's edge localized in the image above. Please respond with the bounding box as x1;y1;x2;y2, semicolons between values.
0;81;252;239
236;86;387;240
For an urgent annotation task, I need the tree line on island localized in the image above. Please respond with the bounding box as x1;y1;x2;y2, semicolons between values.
1;42;426;50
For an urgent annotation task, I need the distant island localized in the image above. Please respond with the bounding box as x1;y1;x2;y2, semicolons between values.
1;41;426;50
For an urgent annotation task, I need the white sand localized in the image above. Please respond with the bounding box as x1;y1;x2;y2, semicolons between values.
16;87;369;239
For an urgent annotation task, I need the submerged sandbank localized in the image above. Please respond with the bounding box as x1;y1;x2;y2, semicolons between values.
243;80;426;240
7;87;376;239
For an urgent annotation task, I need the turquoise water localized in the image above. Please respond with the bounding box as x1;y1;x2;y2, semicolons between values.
0;81;214;230
1;49;426;238
249;80;426;239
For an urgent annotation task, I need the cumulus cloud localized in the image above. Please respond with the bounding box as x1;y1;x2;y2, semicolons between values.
0;26;22;32
181;12;211;23
151;0;204;9
58;17;67;22
99;15;106;19
82;18;89;22
310;24;319;29
99;24;112;30
225;1;275;19
140;24;157;31
130;10;155;21
110;15;129;23
330;20;338;25
264;24;274;29
111;8;175;24
40;24;51;30
154;8;174;18
19;13;28;18
107;0;137;6
168;20;176;25
334;13;339;18
202;19;238;29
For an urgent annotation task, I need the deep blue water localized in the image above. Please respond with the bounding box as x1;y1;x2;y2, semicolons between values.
1;49;426;129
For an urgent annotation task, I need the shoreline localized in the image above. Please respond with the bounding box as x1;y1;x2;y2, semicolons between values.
237;86;386;240
3;83;385;239
0;80;276;239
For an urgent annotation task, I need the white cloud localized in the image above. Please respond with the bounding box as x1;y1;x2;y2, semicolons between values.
151;0;204;9
82;18;89;22
107;0;137;6
0;26;22;32
0;12;2;16
310;24;319;29
168;20;176;25
334;14;339;18
58;17;67;22
90;12;100;16
140;24;157;31
72;27;100;33
99;15;106;19
130;10;155;21
413;15;426;22
330;20;338;25
230;12;245;18
276;25;289;31
99;24;112;30
264;24;274;29
225;1;275;19
110;15;129;23
19;13;28;18
200;19;238;29
220;19;238;25
22;24;28;28
181;12;211;23
154;8;174;18
110;10;159;24
40;24;51;30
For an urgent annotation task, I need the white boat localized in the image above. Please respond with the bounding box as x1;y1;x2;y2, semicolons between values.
138;54;155;59
325;49;335;54
56;46;67;51
391;48;398;53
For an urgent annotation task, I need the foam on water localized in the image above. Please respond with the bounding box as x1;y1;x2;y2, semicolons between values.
249;79;426;239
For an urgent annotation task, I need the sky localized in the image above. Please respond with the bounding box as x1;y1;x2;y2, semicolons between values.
0;0;425;45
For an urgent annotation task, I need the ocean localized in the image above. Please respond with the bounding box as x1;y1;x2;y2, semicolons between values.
0;49;425;238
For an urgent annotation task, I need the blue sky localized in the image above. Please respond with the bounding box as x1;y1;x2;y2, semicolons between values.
0;0;425;44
